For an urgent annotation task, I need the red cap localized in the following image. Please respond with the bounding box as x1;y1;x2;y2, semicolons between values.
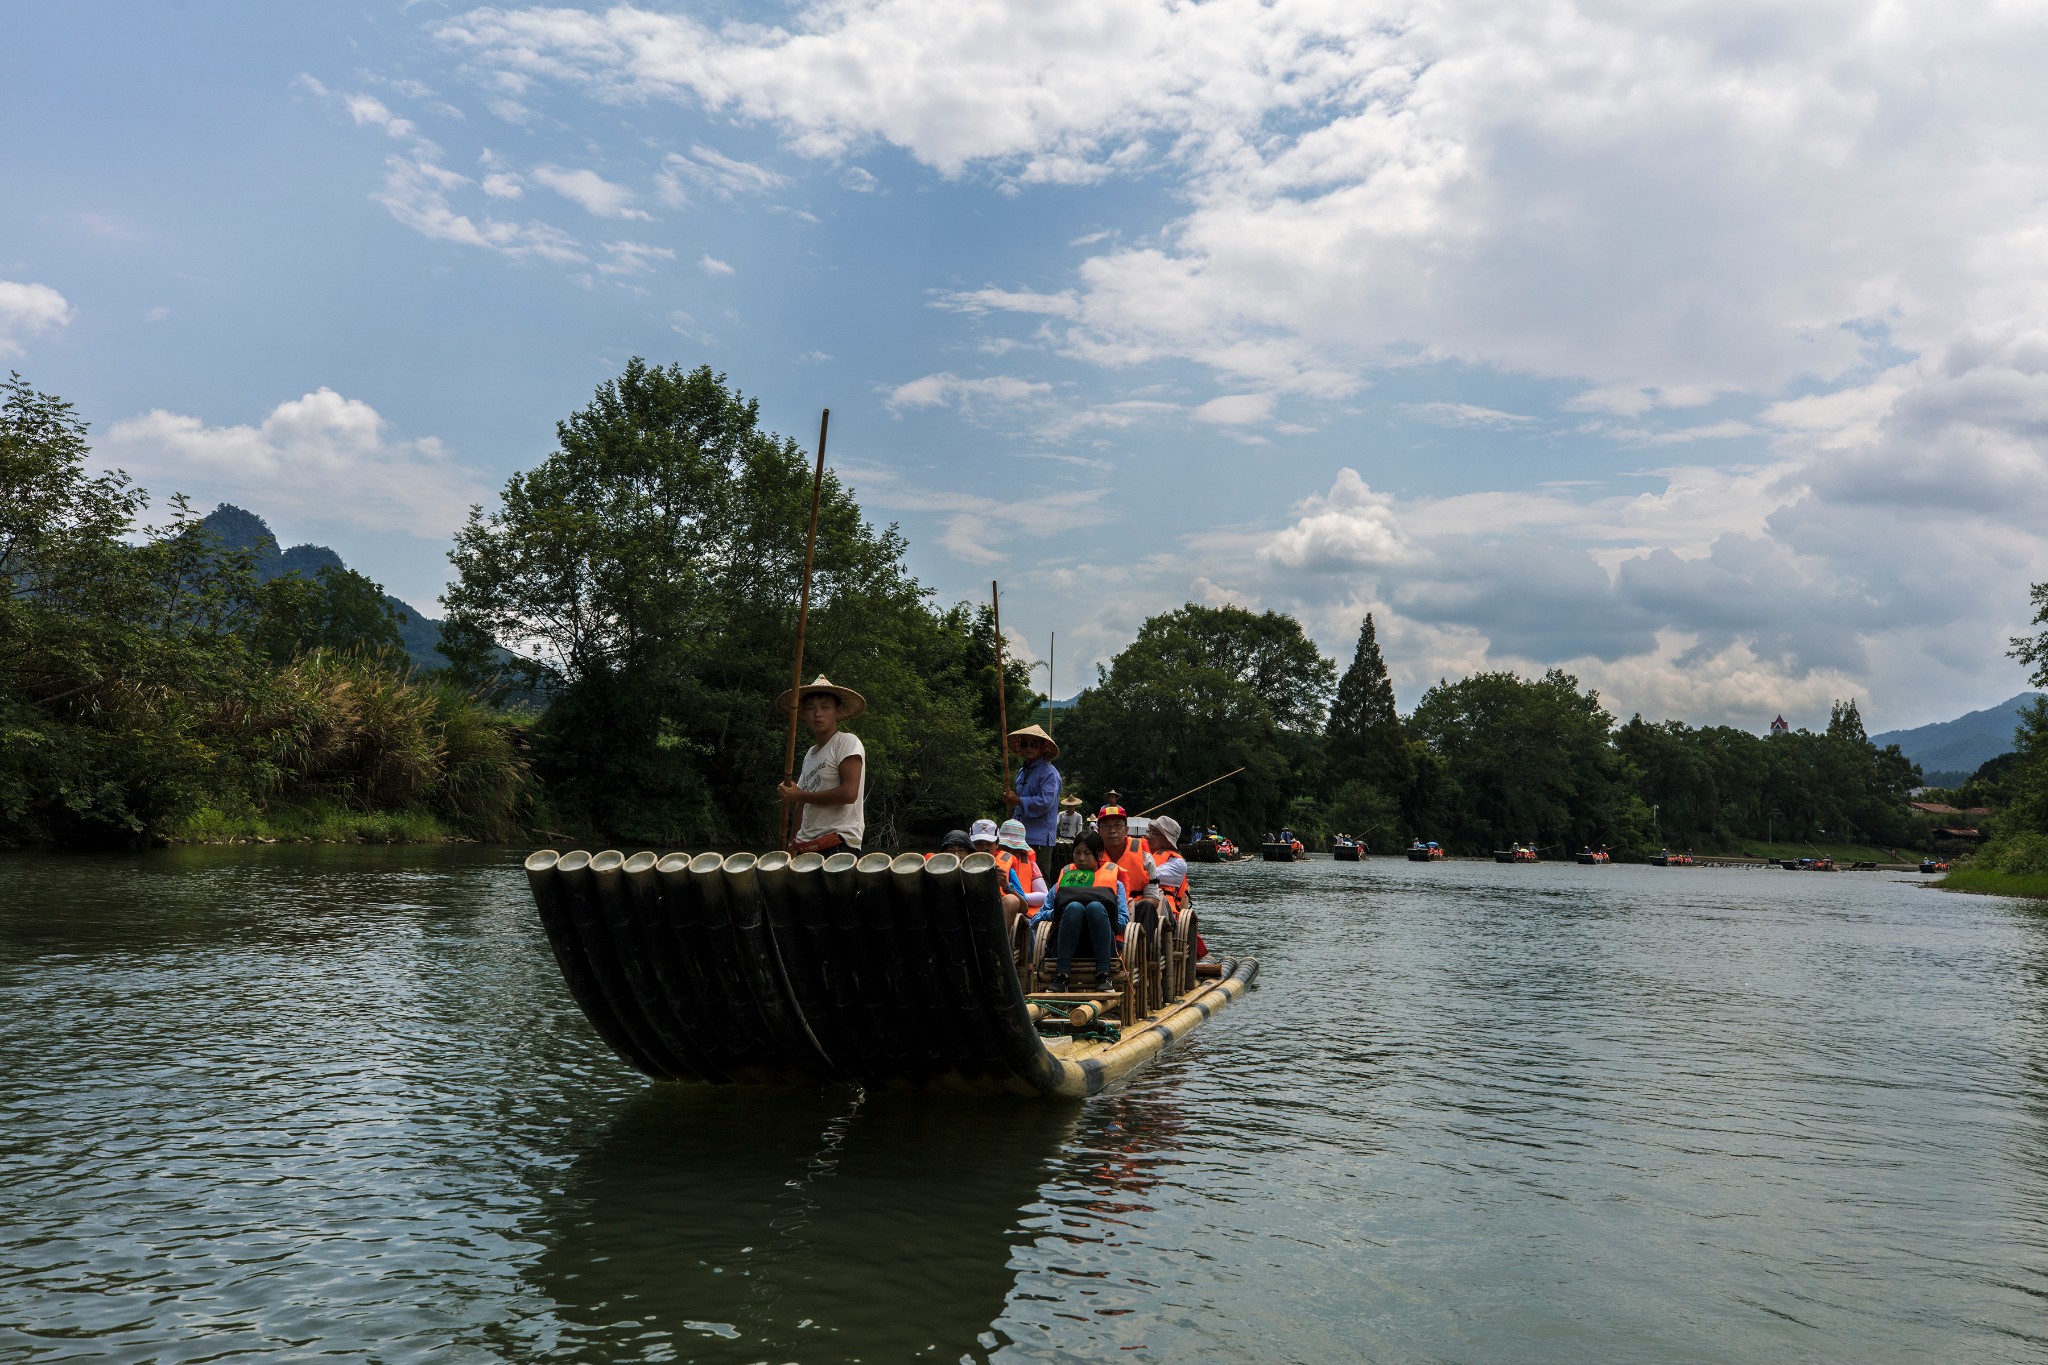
1096;804;1128;820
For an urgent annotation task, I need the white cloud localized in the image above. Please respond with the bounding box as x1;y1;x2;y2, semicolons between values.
439;2;2048;403
144;306;170;323
1192;393;1273;426
1402;401;1536;429
374;153;585;261
885;372;1053;413
345;93;416;140
840;166;881;193
697;254;734;276
840;461;1111;566
531;164;649;219
103;389;492;540
0;280;74;355
480;171;524;198
599;240;676;276
656;144;790;206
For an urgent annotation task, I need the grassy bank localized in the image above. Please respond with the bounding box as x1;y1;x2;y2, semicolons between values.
170;801;460;845
1938;866;2048;901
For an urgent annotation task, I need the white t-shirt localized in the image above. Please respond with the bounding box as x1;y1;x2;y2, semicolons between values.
795;729;866;847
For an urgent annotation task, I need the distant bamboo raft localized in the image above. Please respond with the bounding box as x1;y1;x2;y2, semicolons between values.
524;848;1259;1097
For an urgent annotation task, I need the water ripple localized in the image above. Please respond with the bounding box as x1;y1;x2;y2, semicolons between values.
4;848;2048;1360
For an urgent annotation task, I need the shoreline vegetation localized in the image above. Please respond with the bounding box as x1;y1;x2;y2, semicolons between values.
8;363;2048;871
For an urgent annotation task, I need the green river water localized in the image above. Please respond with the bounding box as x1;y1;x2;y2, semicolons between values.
2;847;2046;1362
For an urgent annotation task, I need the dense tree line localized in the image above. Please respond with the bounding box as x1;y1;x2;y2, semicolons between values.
0;360;1949;858
1056;610;1924;857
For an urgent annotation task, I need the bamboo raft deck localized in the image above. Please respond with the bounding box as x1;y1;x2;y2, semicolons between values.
524;847;1258;1098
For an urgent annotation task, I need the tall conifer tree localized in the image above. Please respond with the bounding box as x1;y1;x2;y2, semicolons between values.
1325;612;1411;790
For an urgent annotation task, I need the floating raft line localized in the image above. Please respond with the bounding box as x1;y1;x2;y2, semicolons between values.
524;847;1259;1097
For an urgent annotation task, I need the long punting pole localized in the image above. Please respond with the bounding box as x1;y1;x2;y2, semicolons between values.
1137;766;1248;817
992;580;1011;793
779;409;831;848
1047;631;1054;734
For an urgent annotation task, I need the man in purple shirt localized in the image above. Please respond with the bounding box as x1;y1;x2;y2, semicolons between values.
1003;724;1063;871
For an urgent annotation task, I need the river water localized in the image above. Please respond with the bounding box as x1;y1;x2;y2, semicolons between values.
3;847;2046;1363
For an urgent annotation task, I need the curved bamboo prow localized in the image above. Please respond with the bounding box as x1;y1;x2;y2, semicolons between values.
524;847;1257;1095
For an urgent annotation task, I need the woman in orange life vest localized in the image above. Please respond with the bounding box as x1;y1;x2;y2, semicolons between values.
996;818;1048;925
1028;830;1128;992
968;819;1045;930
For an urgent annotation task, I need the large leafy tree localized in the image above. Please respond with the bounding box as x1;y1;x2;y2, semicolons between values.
1058;604;1334;834
1405;669;1651;853
441;360;996;844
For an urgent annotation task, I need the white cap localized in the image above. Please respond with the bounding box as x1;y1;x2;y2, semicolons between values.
1153;816;1180;845
969;818;1000;843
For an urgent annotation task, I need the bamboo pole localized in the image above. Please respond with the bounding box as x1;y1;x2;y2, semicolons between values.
992;579;1011;799
778;409;831;849
1137;766;1248;817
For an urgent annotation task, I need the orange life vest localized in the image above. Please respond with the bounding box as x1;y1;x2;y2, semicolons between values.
1148;848;1190;913
994;848;1040;897
1102;837;1151;898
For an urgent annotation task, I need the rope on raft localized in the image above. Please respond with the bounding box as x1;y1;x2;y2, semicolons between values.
1030;999;1123;1044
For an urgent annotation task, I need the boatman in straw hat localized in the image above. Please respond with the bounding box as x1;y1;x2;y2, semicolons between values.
1004;722;1062;876
775;675;866;855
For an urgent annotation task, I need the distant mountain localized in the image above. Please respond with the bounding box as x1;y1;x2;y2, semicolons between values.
199;504;448;672
1872;692;2043;783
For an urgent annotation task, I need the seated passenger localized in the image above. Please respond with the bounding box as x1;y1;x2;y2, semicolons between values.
936;829;973;858
996;818;1048;925
970;817;1030;928
1031;831;1127;993
1146;815;1189;917
1095;804;1160;931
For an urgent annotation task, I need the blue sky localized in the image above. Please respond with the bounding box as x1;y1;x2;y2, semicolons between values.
6;1;2047;731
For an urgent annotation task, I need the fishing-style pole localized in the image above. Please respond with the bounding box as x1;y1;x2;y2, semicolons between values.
992;579;1011;796
1137;766;1248;817
779;408;830;848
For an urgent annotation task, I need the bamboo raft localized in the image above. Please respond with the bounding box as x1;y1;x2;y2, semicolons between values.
524;847;1259;1097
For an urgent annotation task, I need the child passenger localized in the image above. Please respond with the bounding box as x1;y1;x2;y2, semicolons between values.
1030;830;1127;992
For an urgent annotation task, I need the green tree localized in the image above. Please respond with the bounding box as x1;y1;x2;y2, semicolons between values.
1405;669;1650;853
1323;612;1411;836
250;564;406;665
441;359;998;845
1058;604;1334;835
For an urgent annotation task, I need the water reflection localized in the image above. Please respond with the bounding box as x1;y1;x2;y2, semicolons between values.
515;1088;1079;1362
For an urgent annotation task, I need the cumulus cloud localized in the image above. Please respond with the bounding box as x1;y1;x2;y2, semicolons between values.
531;164;648;219
103;390;492;541
0;280;74;356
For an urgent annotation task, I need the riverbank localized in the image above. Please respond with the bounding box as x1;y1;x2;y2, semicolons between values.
170;801;465;845
1937;866;2048;900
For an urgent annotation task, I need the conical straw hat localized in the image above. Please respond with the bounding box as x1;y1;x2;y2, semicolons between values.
774;674;867;719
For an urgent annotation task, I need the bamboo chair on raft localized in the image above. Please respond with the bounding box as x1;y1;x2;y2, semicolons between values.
1010;901;1201;1021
